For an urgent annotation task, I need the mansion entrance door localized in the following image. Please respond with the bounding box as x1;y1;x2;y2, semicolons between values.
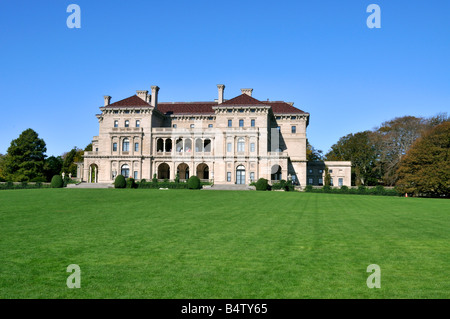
236;165;246;185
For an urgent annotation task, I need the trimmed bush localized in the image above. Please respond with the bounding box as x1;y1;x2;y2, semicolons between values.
126;177;137;189
51;175;64;188
357;185;367;194
340;185;349;193
322;185;332;193
187;176;201;189
304;185;313;192
255;178;269;191
114;175;126;188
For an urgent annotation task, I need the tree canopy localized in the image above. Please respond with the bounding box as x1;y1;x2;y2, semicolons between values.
396;122;450;197
1;129;47;181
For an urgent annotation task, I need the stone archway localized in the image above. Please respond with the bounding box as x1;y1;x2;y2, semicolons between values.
177;163;190;180
158;163;170;180
197;163;209;180
89;164;99;183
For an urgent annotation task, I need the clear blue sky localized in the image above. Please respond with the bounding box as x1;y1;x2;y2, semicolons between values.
0;0;449;157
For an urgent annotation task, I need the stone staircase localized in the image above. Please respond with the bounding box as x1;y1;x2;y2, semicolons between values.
66;182;114;189
205;184;255;191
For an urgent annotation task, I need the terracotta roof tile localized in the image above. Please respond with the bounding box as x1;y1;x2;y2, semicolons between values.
104;94;307;115
157;102;217;115
107;95;150;107
220;94;268;106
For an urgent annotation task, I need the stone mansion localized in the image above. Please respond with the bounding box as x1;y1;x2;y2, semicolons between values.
78;85;351;187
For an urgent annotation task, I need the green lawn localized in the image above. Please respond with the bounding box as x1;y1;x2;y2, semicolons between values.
0;189;448;299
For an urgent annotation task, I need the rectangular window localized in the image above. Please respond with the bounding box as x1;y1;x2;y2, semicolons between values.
227;143;232;152
309;169;313;174
136;120;140;128
134;171;138;180
227;172;231;182
125;120;129;128
239;119;244;127
319;178;323;185
173;124;177;128
190;124;195;128
113;143;117;152
338;178;343;187
309;178;313;185
330;178;334;186
208;124;213;128
329;169;333;173
135;143;139;152
250;143;255;152
250;172;255;181
291;126;296;133
251;119;255;127
114;120;118;128
228;119;232;127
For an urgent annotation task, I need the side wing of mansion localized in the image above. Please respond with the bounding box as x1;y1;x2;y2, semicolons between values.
78;85;351;187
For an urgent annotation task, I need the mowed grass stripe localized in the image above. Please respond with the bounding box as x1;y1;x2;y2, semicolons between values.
0;189;448;298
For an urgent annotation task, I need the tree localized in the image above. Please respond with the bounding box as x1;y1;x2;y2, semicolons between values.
324;166;331;186
325;131;379;186
84;143;93;152
396;122;450;197
373;116;427;186
0;153;5;180
61;147;84;177
2;129;47;181
306;140;323;161
43;156;63;182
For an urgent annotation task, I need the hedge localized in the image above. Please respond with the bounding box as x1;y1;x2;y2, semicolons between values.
114;175;126;188
0;182;51;190
304;185;400;196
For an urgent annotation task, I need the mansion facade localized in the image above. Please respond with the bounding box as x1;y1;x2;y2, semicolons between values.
78;85;351;187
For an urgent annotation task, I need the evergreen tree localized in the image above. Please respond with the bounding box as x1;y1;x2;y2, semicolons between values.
2;129;47;181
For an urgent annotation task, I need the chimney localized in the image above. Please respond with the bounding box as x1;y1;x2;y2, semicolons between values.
151;86;159;107
104;95;111;106
136;90;148;102
217;84;225;104
241;88;253;96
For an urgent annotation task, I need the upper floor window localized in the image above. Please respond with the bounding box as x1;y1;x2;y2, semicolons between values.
329;169;333;173
135;143;139;152
276;116;281;120
237;138;245;152
227;143;232;152
122;138;130;152
239;119;244;127
124;110;130;114
190;124;195;128
250;109;256;113
228;120;232;127
251;119;255;127
136;120;140;128
338;178;343;187
250;143;255;152
114;120;118;128
277;126;281;131
208;117;214;120
173;124;177;128
291;126;296;133
113;143;117;152
239;109;244;113
125;120;129;128
309;169;313;174
208;124;213;128
291;116;296;120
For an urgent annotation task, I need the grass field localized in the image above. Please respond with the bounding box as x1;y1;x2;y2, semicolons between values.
0;189;448;299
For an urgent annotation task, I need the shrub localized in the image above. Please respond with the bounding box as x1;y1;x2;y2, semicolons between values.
304;185;313;192
152;174;158;184
255;178;269;191
20;181;28;189
30;176;46;183
0;177;5;182
114;175;126;188
357;185;367;194
63;175;71;187
340;185;349;193
140;179;146;183
126;177;136;189
187;176;201;189
175;174;180;183
322;185;332;193
51;175;64;188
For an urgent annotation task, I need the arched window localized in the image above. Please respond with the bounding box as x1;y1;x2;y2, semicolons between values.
123;138;130;152
237;138;245;152
121;164;130;178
